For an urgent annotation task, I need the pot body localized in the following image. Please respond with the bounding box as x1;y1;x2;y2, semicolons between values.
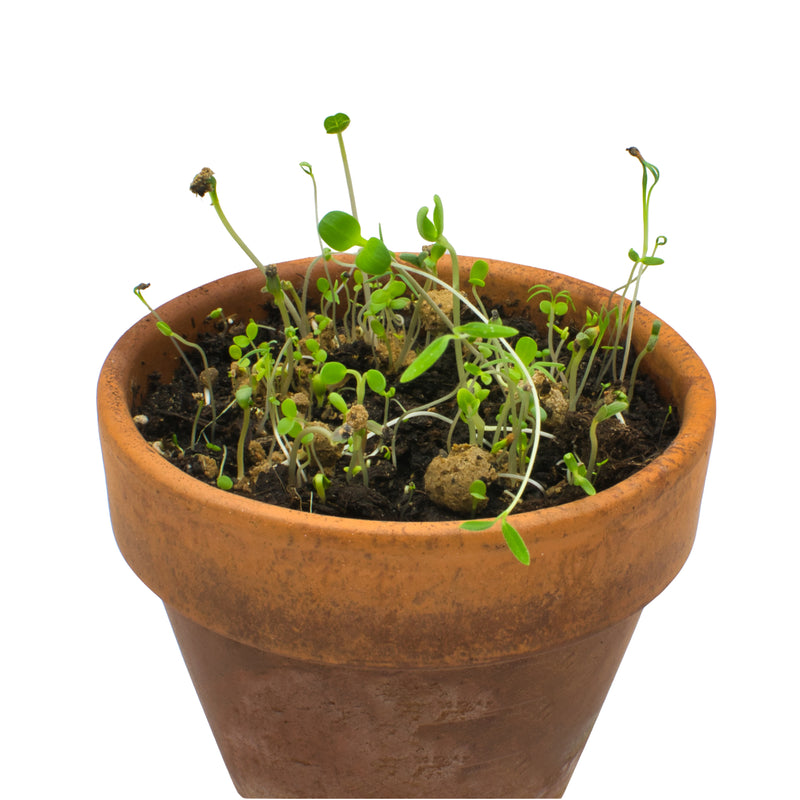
98;257;715;797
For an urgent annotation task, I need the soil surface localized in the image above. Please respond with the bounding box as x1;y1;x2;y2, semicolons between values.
132;302;678;523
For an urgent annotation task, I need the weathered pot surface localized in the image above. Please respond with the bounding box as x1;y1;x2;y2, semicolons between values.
98;256;715;797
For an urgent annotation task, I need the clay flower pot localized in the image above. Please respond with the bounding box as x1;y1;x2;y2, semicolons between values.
98;256;715;798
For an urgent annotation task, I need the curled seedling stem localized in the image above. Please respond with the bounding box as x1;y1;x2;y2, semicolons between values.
190;167;265;271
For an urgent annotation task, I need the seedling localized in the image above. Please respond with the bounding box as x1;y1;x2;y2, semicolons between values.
587;391;630;479
136;115;672;566
563;452;595;496
469;479;488;516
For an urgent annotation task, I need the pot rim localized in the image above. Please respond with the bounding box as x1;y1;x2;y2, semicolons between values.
98;255;716;665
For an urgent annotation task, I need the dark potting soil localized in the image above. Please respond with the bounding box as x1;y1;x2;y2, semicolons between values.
132;305;679;523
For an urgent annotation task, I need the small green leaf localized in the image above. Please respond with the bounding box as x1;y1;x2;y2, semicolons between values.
501;518;531;565
432;194;444;237
455;322;519;339
156;321;173;337
460;519;497;532
245;319;259;341
216;474;233;491
277;417;301;437
398;252;422;267
323;112;350;134
356;237;392;275
515;336;539;365
369;317;386;339
469;479;487;500
416;206;439;242
628;248;641;262
640;255;664;266
280;397;297;418
318;210;365;251
365;369;387;394
327;391;348;415
228;344;242;360
469;259;490;287
235;386;252;408
457;387;480;420
400;336;452;383
319;361;347;386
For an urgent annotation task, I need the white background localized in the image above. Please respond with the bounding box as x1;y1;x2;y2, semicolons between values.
3;1;798;797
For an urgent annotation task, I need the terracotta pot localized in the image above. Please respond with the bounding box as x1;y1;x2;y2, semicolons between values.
98;256;715;798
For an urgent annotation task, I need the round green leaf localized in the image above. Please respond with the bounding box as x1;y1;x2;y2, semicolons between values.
515;335;539;365
469;259;490;287
323;113;351;134
365;369;387;394
235;386;253;408
319;361;347;386
318;210;365;251
356;237;392;276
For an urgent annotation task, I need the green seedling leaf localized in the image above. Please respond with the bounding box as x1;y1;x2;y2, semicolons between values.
563;452;596;496
365;369;387;394
628;248;641;262
323;112;351;134
416;205;439;242
318;210;366;251
356;237;392;275
457;387;481;420
369;318;386;339
245;319;259;341
235;386;253;408
502;518;531;565
460;519;497;532
319;360;348;386
217;474;233;491
640;255;664;266
156;320;173;336
432;194;444;237
327;391;349;415
400;335;452;382
469;259;490;287
515;336;539;365
398;252;422;267
277;416;301;437
455;322;519;339
469;479;487;500
281;397;297;417
646;320;661;351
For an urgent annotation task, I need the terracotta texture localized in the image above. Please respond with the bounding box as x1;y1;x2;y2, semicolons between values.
98;257;715;797
165;603;640;798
